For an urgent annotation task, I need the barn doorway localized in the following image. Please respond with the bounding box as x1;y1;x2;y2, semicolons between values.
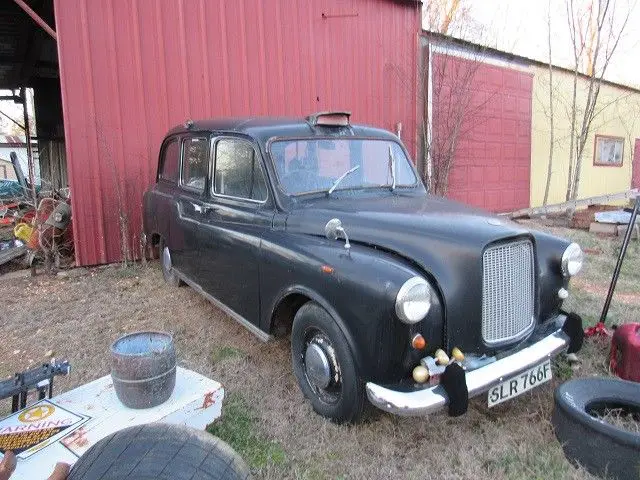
0;0;67;195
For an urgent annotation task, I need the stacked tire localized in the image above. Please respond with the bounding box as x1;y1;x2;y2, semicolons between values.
552;378;640;480
68;424;251;480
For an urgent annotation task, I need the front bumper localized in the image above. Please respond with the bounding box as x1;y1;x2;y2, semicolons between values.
366;325;570;416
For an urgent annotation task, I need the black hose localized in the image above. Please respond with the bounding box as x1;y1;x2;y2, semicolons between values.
599;196;640;324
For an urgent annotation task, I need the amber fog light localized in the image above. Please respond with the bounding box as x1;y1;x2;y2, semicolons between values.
412;334;426;350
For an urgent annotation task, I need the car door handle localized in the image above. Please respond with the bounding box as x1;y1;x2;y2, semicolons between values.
192;203;216;214
192;203;206;214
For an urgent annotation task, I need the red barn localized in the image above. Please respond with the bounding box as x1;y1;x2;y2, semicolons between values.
1;0;421;266
421;32;533;213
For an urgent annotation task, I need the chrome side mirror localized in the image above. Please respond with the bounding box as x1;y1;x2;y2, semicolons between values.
325;218;350;250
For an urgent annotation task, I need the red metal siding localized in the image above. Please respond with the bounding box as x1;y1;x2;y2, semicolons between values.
432;53;532;212
53;0;420;266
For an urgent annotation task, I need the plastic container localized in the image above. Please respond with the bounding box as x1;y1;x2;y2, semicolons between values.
610;323;640;382
13;223;33;243
110;331;176;409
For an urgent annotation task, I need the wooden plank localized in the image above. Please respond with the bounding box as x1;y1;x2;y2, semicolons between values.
502;189;639;218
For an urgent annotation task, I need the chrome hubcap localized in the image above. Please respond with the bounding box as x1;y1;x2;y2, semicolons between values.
304;342;332;390
162;246;172;271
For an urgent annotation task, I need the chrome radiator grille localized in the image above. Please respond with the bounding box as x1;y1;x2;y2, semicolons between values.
482;239;535;345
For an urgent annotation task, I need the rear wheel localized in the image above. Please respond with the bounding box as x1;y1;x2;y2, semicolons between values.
291;302;364;424
160;239;183;287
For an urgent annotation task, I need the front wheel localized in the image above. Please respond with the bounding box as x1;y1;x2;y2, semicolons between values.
291;302;365;424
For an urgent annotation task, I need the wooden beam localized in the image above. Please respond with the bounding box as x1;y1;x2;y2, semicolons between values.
13;0;56;41
502;189;639;218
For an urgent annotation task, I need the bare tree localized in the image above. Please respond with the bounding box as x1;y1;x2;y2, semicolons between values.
96;123;132;267
543;0;555;205
420;0;498;196
615;97;640;178
424;0;467;34
420;45;492;195
565;0;632;200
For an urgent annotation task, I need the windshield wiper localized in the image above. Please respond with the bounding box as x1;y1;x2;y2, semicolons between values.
327;165;360;195
388;145;396;191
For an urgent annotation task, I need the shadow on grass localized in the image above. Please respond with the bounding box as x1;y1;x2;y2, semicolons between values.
207;393;286;471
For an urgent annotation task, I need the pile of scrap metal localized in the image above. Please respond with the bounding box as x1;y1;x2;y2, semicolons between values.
0;152;73;271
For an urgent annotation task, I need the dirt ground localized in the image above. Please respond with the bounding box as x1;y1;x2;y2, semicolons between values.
1;220;638;479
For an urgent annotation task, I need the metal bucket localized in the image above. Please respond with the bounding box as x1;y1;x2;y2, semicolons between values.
110;331;176;409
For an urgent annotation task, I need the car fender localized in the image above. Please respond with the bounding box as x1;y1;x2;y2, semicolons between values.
269;284;365;373
260;232;443;382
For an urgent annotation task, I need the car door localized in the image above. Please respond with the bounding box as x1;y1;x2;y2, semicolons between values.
168;134;210;280
197;136;273;326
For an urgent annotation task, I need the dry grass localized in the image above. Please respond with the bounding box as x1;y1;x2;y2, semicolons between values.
0;221;638;479
591;407;640;434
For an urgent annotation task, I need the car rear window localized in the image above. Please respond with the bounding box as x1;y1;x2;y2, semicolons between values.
159;138;180;183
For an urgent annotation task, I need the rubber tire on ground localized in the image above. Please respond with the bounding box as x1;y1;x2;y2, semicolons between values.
68;423;251;480
291;301;365;424
552;377;640;480
160;238;183;287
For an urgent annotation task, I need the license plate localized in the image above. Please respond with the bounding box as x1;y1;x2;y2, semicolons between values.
487;360;552;407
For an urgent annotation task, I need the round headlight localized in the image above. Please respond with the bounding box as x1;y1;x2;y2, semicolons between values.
561;242;583;276
395;277;432;324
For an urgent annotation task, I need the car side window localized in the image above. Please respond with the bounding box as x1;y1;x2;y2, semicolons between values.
181;136;209;194
159;138;180;183
213;139;268;202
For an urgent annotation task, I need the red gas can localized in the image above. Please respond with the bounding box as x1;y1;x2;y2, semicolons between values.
610;323;640;382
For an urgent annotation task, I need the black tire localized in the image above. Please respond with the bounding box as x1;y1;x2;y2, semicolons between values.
160;238;183;287
68;423;251;480
552;377;640;480
291;301;365;424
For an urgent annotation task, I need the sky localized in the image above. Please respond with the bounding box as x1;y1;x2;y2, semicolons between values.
0;90;35;138
430;0;640;88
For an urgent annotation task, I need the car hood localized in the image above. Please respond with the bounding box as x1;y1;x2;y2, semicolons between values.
284;193;528;254
285;192;534;354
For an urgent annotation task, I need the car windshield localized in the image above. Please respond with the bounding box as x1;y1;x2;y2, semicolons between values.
269;138;417;195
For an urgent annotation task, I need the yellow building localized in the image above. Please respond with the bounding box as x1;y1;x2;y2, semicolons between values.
421;32;640;213
531;65;640;207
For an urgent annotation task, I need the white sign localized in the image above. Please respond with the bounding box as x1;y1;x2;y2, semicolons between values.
0;400;89;459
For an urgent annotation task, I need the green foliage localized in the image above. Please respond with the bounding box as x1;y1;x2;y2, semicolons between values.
552;356;574;382
210;345;245;364
207;393;286;470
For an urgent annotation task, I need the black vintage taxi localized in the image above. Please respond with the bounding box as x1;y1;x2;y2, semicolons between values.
143;112;584;423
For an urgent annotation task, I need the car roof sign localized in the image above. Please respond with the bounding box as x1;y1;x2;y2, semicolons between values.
306;111;351;127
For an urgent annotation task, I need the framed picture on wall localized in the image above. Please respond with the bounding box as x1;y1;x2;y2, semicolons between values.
594;135;624;167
